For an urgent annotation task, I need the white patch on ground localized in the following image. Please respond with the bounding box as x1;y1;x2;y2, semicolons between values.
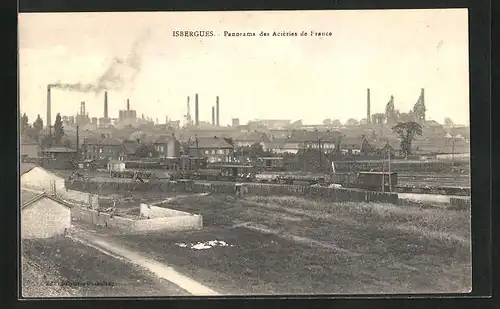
176;240;234;250
71;232;219;296
152;193;211;206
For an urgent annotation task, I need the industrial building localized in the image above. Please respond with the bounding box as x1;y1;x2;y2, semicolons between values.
118;98;137;126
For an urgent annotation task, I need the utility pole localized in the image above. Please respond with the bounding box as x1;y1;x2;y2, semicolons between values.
381;154;385;193
388;147;392;192
76;125;80;162
303;142;306;172
318;138;322;171
452;137;455;166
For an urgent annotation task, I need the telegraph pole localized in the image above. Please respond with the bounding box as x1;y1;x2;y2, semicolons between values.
388;147;392;192
452;137;455;166
381;154;385;193
76;125;80;161
318;138;322;171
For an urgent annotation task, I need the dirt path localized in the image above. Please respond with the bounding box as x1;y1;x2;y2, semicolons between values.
69;228;219;296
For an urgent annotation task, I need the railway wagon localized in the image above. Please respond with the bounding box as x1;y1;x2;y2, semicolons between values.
355;172;398;191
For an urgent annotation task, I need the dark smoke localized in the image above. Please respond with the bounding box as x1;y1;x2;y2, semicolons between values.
50;30;150;95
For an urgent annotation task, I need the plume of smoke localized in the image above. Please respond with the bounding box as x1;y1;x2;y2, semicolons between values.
50;30;151;95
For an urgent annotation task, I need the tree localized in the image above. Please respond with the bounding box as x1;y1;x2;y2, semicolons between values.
322;119;332;126
331;119;342;127
33;114;43;131
392;121;423;158
334;135;346;154
444;117;454;128
249;142;265;158
30;115;44;142
53;113;64;145
345;118;359;126
20;113;29;133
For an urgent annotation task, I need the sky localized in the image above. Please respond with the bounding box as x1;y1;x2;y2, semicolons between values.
18;9;470;127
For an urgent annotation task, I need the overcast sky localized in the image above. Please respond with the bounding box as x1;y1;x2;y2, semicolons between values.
19;9;469;126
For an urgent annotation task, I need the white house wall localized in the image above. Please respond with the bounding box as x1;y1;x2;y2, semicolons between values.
21;198;71;239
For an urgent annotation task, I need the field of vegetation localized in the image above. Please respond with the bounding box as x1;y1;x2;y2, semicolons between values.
87;193;472;295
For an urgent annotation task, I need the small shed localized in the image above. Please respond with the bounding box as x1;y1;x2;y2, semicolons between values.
21;189;71;239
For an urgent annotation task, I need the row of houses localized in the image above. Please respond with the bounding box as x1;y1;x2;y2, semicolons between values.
21;128;470;167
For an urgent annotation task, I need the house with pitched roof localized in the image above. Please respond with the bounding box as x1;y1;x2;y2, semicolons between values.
187;136;235;163
153;134;181;158
82;135;124;161
21;189;71;239
283;130;343;154
234;132;271;148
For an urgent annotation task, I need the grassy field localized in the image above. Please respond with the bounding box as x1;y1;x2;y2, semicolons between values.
82;193;471;295
21;236;190;297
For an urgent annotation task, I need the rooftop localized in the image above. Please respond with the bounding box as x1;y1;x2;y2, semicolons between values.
20;189;71;209
20;163;37;175
21;189;43;207
188;136;234;149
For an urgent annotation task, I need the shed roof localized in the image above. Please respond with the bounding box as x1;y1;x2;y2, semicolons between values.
20;163;37;175
188;136;234;149
20;189;71;210
235;132;270;142
84;136;122;145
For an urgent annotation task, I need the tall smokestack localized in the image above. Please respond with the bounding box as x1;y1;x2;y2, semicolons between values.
187;96;190;117
195;93;199;127
127;98;130;111
46;85;52;126
80;102;86;116
104;91;108;118
212;106;215;125
216;96;220;126
367;88;371;124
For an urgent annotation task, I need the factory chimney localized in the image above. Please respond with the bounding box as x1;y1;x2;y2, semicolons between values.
104;91;108;118
367;88;371;124
187;96;191;117
80;102;86;116
127;98;130;111
195;93;199;127
46;85;52;126
216;96;220;126
212;106;215;126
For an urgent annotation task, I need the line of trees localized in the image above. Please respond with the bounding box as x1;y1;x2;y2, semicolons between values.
20;112;70;148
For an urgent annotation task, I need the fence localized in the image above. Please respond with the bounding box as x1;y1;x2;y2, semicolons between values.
66;179;399;205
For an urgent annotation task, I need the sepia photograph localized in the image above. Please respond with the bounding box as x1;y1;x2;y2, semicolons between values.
18;9;471;297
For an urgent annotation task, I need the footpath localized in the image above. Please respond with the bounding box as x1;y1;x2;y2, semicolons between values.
69;227;220;296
